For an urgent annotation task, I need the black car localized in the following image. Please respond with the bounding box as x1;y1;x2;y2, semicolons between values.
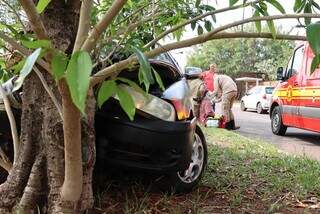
95;52;208;192
0;53;208;192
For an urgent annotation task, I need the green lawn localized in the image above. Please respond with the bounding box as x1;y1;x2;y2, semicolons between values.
95;127;320;213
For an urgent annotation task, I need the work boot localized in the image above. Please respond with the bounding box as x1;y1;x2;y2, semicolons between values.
230;120;240;130
224;121;232;130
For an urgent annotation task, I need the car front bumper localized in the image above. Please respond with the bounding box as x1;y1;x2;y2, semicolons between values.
261;100;270;110
95;113;196;173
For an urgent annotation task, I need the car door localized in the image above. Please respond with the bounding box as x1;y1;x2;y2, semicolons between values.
280;45;304;127
298;44;320;132
252;87;263;109
245;87;257;109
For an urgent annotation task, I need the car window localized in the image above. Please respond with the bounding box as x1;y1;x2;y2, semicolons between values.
285;46;304;79
265;87;274;94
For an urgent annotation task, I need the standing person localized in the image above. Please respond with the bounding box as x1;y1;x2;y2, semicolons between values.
200;63;216;92
199;63;216;111
210;73;239;130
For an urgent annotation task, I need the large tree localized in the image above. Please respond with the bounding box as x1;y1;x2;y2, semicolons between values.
0;0;319;213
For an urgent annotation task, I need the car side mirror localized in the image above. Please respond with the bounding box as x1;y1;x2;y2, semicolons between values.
184;73;199;80
276;67;284;81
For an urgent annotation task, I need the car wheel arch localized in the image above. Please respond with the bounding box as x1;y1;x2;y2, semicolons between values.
269;102;280;118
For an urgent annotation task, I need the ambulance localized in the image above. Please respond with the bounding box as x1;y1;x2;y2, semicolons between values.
270;42;320;135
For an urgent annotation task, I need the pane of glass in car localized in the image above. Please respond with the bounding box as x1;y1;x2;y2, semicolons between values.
265;87;275;94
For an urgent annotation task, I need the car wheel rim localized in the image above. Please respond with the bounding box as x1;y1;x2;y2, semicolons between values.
177;133;204;184
257;104;261;113
273;112;280;131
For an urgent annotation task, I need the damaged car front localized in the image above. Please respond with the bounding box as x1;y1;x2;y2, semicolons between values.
95;54;208;192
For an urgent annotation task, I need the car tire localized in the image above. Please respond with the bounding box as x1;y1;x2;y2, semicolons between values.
257;103;265;114
156;126;207;193
240;101;247;111
271;106;287;136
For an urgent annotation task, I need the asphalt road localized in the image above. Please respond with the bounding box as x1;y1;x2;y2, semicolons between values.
215;103;320;161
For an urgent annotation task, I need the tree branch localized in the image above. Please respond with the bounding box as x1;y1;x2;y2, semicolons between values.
33;66;63;120
0;84;19;164
0;32;61;120
73;0;93;52
90;31;306;86
19;0;48;40
144;0;262;49
81;0;127;52
1;0;27;33
0;148;12;172
205;13;320;39
0;31;50;72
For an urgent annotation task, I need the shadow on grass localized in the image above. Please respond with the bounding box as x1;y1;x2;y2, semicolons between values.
93;127;320;214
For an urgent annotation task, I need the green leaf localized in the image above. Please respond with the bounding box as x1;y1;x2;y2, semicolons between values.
127;0;133;7
13;48;42;92
199;5;215;11
11;58;26;74
197;25;204;35
52;52;68;80
191;21;197;30
152;68;165;91
0;22;19;37
296;0;307;12
133;47;154;92
259;2;267;11
253;10;262;33
266;0;285;14
262;11;276;39
116;77;146;95
310;54;320;74
294;0;302;12
312;1;320;10
36;0;51;14
116;86;135;121
21;39;52;49
304;3;312;26
65;51;92;114
251;4;265;15
267;20;277;39
97;80;117;108
229;0;239;6
211;14;216;23
204;20;212;32
195;0;201;8
307;22;320;55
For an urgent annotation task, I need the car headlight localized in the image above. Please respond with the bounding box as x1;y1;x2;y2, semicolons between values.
118;84;175;121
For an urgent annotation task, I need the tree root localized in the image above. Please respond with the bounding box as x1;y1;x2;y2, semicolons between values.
19;152;47;212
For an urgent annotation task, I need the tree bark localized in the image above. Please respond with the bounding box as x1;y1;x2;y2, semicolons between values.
0;0;96;213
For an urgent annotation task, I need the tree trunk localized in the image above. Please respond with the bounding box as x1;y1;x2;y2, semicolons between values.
0;0;96;213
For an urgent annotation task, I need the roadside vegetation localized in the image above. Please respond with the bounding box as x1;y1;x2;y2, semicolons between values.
187;27;294;79
94;127;320;213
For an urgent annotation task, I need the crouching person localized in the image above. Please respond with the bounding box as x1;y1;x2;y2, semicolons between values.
210;74;239;130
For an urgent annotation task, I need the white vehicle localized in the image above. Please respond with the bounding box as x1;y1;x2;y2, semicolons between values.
240;86;275;114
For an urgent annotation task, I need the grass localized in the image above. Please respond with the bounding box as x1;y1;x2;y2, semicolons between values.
94;127;320;213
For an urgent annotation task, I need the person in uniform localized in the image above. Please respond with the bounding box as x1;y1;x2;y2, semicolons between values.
210;73;239;130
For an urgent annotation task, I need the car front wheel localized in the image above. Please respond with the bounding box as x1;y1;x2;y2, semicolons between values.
157;126;207;193
257;103;265;114
271;106;287;136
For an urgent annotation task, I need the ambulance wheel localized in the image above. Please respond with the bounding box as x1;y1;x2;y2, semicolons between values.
240;101;246;111
271;106;287;136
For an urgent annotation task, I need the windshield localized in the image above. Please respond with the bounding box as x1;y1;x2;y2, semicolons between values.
265;87;275;94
